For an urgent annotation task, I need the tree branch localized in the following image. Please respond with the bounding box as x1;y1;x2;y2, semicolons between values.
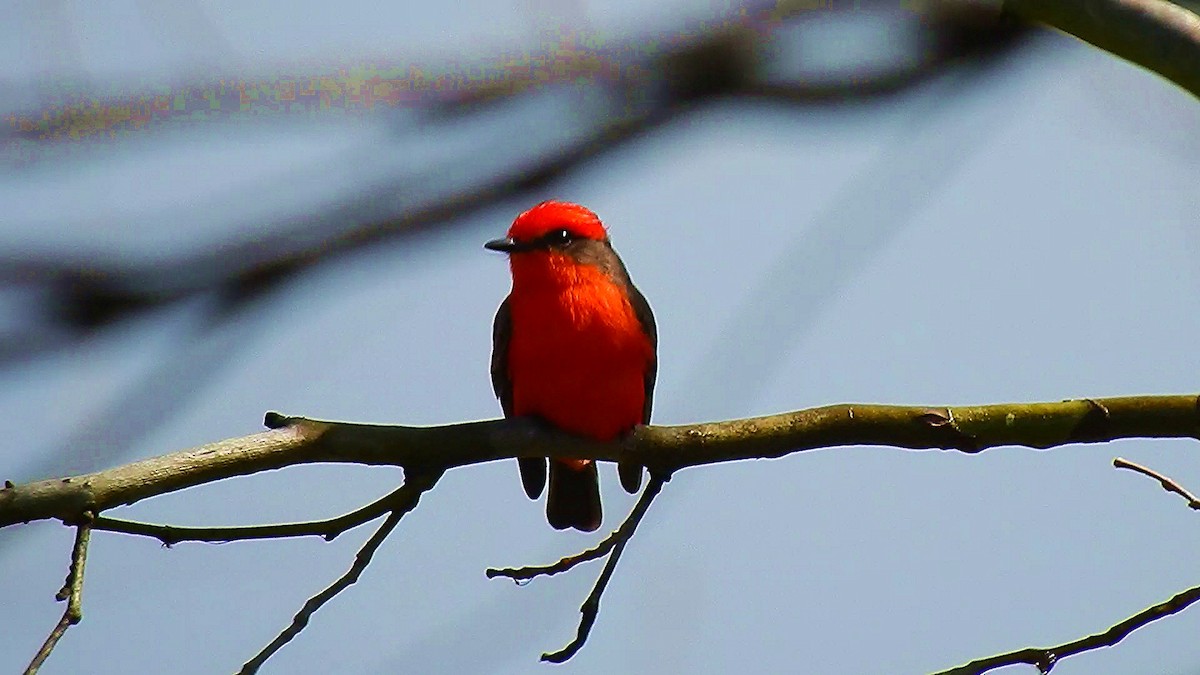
91;481;412;545
4;396;1198;529
486;529;620;582
1113;456;1200;509
6;396;1200;670
1004;0;1200;99
237;469;442;674
25;512;93;675
935;454;1200;673
935;584;1200;674
541;474;667;663
486;472;668;583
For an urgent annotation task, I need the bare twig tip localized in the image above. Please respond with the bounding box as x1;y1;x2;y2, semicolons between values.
1112;457;1200;509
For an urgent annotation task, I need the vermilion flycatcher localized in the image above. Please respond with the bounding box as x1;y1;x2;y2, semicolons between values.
487;201;657;531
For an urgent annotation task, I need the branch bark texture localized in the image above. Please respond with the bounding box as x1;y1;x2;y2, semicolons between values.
1004;0;1200;98
3;395;1197;528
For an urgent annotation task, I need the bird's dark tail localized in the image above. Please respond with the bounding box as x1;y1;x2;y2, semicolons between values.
546;460;601;532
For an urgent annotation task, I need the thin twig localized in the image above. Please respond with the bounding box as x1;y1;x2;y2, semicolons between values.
237;470;441;674
541;474;668;663
25;513;94;675
934;584;1200;675
486;522;623;581
941;457;1200;673
1113;456;1200;509
92;482;411;545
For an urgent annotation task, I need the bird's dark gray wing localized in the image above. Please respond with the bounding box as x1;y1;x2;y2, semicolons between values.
619;280;657;493
492;296;546;499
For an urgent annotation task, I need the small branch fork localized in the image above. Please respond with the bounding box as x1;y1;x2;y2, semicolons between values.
488;473;669;662
934;459;1200;675
24;512;94;675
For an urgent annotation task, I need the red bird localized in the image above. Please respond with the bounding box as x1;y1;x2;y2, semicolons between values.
487;201;657;531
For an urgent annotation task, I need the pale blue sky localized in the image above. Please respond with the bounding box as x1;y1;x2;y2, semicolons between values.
2;4;1199;675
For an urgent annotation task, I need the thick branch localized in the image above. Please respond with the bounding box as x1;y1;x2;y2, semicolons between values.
1004;0;1200;99
4;396;1198;528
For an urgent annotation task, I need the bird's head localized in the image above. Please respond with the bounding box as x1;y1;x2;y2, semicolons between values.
485;201;608;253
486;201;618;286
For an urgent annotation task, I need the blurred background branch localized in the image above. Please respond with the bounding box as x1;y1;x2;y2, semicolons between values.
1004;0;1200;98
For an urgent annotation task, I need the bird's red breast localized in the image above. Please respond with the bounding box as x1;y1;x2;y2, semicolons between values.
506;251;653;445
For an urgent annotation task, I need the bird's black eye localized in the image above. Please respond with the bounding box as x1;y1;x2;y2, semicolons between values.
544;229;573;246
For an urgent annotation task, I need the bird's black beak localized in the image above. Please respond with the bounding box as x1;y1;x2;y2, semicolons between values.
485;237;522;253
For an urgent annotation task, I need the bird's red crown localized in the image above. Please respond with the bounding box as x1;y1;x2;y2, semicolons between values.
508;201;608;243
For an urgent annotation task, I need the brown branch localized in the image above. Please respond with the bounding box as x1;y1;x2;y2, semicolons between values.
4;396;1199;530
486;515;626;581
541;474;667;663
91;481;410;545
237;469;441;674
1004;0;1200;99
1113;456;1200;509
25;512;93;675
486;468;671;581
938;457;1200;673
934;584;1200;675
